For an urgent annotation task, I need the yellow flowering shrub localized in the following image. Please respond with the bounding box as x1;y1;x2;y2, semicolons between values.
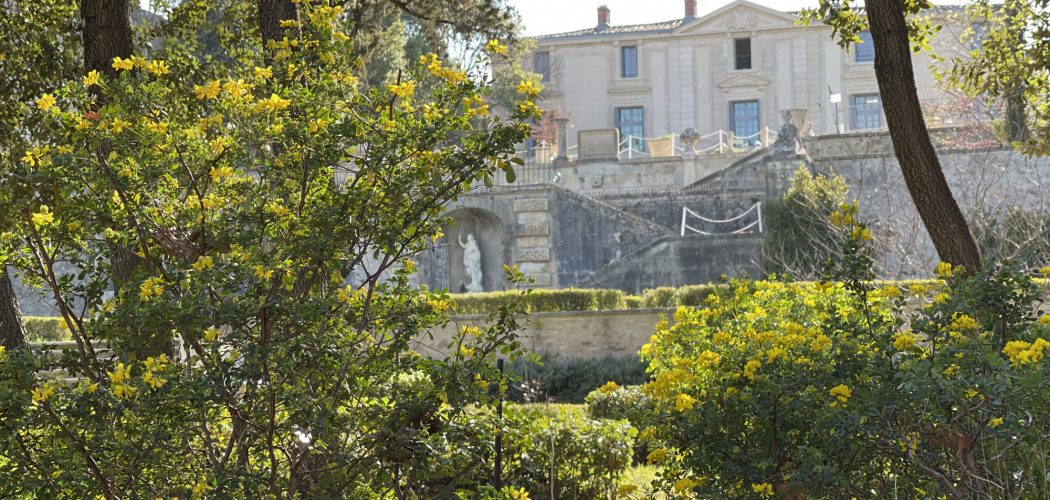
638;215;1050;497
639;276;897;496
0;1;540;497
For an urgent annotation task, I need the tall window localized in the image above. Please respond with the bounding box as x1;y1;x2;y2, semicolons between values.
850;94;882;130
616;106;645;153
534;51;550;82
734;38;752;70
855;31;874;62
621;46;638;78
730;100;760;146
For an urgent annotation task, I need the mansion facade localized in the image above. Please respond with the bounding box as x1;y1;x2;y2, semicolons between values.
530;0;971;151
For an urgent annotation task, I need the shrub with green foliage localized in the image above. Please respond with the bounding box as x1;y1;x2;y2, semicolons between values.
451;287;628;314
762;166;850;279
0;5;538;497
584;383;650;424
506;355;650;403
501;403;635;499
23;316;70;342
640;203;1050;498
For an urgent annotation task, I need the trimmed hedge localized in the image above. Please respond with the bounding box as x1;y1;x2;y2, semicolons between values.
506;355;650;404
450;288;631;314
24;316;70;342
448;278;1035;314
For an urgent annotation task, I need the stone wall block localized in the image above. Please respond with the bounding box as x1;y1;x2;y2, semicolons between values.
513;198;549;212
515;247;551;262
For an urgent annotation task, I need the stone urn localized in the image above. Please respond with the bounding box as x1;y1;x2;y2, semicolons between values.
680;127;701;154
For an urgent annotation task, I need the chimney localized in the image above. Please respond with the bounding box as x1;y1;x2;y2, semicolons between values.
597;5;610;28
684;0;697;18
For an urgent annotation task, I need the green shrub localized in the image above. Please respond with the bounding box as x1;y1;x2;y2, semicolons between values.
506;355;649;404
450;288;628;315
584;384;650;423
640;207;1050;498
640;287;677;308
502;404;635;499
23;317;69;342
622;296;643;309
675;285;718;306
762;166;850;279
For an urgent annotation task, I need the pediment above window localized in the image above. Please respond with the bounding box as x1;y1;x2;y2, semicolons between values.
676;0;801;35
717;73;771;91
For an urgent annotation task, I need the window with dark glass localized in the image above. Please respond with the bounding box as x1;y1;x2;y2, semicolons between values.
734;38;752;70
855;31;874;62
621;46;638;78
616;106;645;153
730;100;760;146
534;51;550;82
850;94;882;130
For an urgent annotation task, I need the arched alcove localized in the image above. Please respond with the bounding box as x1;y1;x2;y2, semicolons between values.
443;208;506;292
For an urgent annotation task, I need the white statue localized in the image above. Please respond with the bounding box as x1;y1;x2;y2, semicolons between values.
458;233;484;293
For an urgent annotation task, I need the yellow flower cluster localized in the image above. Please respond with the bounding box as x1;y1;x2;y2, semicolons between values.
36;93;56;111
32;382;56;404
675;393;698;412
203;326;221;342
698;350;721;366
83;70;101;87
599;381;620;394
143;354;169;389
418;53;467;84
646;447;669;464
893;331;919;350
387;80;415;99
257;93;291;113
139;276;166;301
674;477;700;493
191;256;214;272
949;313;978;331
194;81;222;100
742;359;761;382
111;56;135;71
751;482;774;498
829;384;852;407
109;362;138;398
935;261;954;278
31;205;55;227
144;59;170;76
463;95;489;119
484;39;507;55
516;79;541;98
1002;338;1048;367
222;79;252;100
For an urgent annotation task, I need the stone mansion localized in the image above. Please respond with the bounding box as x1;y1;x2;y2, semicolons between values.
530;0;968;152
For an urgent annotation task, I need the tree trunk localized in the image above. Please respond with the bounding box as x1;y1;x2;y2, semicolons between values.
0;267;27;349
865;0;981;272
80;0;133;76
258;0;299;46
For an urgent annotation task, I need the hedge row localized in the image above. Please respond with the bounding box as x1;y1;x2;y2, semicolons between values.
448;285;723;314
24;316;70;343
22;279;1048;334
450;278;1048;314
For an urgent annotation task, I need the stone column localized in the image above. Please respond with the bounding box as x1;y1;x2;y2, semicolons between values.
555;117;569;161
